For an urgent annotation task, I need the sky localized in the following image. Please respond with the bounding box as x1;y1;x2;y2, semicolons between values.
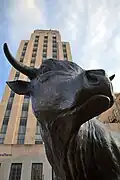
0;0;120;100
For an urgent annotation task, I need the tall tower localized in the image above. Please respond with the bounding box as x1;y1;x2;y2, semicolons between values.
0;30;72;180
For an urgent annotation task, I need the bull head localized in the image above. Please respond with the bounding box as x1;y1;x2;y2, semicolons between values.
3;42;116;139
3;43;115;96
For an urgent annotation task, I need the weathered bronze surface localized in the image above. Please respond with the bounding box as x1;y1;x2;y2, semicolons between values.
3;43;120;180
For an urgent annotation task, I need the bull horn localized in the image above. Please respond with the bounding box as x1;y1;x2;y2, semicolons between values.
3;43;38;79
109;74;115;81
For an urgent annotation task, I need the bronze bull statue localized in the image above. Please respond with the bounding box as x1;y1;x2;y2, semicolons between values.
3;43;120;180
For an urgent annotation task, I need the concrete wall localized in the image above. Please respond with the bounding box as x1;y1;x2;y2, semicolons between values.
0;144;52;180
99;93;120;132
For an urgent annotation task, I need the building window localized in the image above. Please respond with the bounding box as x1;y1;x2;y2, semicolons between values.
44;40;48;44
31;57;36;67
36;125;41;134
7;102;12;110
52;53;57;58
17;134;25;144
35;133;42;144
31;58;36;64
34;39;39;43
43;49;47;53
52;36;56;39
17;96;30;144
2;117;9;125
14;71;20;81
42;57;46;61
31;163;43;180
43;47;47;50
35;140;43;144
63;49;67;53
0;133;5;144
42;57;47;61
53;49;57;53
53;41;57;45
0;137;4;144
44;36;48;39
21;51;25;57
20;57;24;62
35;36;39;39
35;122;42;144
43;44;47;48
10;91;15;98
15;71;20;78
4;110;11;117
18;125;26;134
34;43;38;47
22;103;29;111
24;95;29;100
30;63;35;68
52;40;56;43
21;110;28;118
64;53;67;58
43;52;47;57
52;52;57;56
23;47;26;51
22;96;29;111
63;44;67;55
19;118;27;126
0;90;15;141
1;125;7;133
52;44;57;48
35;134;43;144
33;48;37;52
21;110;28;119
32;53;37;58
9;163;22;180
24;42;28;46
20;43;28;60
42;54;47;58
7;100;12;109
62;43;66;47
35;124;43;144
52;55;57;59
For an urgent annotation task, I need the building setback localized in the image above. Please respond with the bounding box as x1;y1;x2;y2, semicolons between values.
0;29;72;180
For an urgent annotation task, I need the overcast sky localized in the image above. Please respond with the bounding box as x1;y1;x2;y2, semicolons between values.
0;0;120;100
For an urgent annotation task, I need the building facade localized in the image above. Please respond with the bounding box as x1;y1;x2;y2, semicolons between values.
0;29;72;180
100;93;120;133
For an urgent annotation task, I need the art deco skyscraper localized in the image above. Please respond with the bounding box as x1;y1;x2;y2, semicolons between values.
0;29;72;180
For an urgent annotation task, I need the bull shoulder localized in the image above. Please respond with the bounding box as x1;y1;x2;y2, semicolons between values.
67;119;120;180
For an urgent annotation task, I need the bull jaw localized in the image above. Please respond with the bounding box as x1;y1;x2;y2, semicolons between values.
62;94;112;135
76;94;112;124
58;94;112;128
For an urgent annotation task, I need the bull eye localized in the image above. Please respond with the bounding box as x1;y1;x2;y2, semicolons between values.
86;73;98;83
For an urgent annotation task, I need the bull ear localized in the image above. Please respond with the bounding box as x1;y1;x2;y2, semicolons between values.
6;80;30;95
109;74;115;81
